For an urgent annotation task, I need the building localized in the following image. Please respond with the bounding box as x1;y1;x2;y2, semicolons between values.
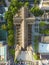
14;7;49;61
0;41;8;65
39;42;49;59
39;0;49;10
13;6;35;49
34;0;49;60
13;6;35;60
0;5;8;41
13;0;49;62
0;5;9;65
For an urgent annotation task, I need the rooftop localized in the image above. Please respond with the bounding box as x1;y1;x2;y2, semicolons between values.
41;36;49;43
39;43;49;53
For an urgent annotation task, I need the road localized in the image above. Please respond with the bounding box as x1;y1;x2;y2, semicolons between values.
5;0;10;7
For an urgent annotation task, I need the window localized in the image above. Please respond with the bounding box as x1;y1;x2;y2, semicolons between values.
34;24;38;27
35;28;39;32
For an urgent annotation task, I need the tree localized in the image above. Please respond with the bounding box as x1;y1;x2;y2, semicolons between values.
9;0;23;11
9;49;15;57
39;21;46;34
8;34;14;46
1;24;7;30
5;0;21;48
30;6;44;16
44;29;49;35
34;0;40;5
5;11;13;20
12;7;18;15
39;21;46;27
25;2;29;7
11;0;19;7
33;53;40;60
5;0;24;47
7;21;13;30
8;30;14;35
19;1;23;8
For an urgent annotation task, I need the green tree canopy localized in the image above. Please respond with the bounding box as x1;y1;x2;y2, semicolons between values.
1;24;7;30
8;30;14;35
9;49;15;56
30;6;44;16
7;21;13;30
34;0;40;5
39;21;46;27
8;34;14;46
24;2;29;7
11;0;19;7
9;0;23;13
5;0;23;47
5;11;13;20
